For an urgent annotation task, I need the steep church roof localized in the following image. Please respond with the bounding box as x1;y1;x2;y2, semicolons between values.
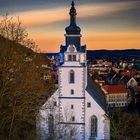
86;76;107;112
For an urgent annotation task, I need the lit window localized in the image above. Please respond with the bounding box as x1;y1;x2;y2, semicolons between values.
69;70;75;83
87;102;91;108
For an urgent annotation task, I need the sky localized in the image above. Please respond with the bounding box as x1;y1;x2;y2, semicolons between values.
0;0;140;52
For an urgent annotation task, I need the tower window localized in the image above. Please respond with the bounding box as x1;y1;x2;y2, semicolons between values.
87;102;91;108
73;55;76;61
68;55;76;61
71;89;74;95
71;105;74;109
68;55;72;61
69;70;75;83
72;116;75;122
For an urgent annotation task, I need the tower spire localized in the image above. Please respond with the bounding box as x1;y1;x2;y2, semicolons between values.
65;1;81;35
70;0;77;26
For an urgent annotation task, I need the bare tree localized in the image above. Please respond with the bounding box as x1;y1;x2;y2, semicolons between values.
0;16;55;140
37;95;79;140
0;14;37;51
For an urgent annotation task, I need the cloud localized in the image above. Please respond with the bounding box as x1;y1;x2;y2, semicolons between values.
1;1;138;27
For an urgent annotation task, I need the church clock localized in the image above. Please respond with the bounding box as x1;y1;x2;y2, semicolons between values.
69;44;75;52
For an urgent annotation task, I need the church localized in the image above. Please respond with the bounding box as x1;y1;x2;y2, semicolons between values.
37;1;110;140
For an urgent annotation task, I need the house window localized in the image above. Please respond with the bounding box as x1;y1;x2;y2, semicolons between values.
72;116;75;122
68;55;76;61
48;114;54;137
71;105;74;109
87;102;91;108
71;89;74;95
90;115;97;138
69;70;75;83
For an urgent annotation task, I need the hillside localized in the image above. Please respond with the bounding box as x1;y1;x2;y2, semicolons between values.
0;35;55;140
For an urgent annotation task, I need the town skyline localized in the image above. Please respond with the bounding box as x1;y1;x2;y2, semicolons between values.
0;0;140;52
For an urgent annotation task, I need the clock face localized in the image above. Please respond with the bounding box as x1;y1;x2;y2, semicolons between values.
69;45;75;52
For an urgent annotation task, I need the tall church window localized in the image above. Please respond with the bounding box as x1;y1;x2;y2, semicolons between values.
48;114;54;137
69;70;75;83
90;115;97;138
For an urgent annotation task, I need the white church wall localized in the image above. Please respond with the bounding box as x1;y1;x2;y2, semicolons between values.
85;91;106;140
59;99;84;123
37;90;59;140
59;67;86;97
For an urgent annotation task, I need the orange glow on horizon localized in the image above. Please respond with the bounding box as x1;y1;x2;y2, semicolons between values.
32;31;140;52
0;1;139;52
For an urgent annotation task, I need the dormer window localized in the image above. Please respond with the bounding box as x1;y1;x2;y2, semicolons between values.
68;55;76;61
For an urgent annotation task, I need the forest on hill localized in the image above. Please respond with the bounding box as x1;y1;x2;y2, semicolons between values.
0;15;55;140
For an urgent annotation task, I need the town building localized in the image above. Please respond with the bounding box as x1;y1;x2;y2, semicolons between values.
101;85;130;108
37;1;110;140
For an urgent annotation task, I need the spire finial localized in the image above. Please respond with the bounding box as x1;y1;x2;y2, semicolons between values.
72;1;75;7
69;0;76;26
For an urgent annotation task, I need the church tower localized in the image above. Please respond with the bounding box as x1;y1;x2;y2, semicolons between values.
58;1;87;139
38;1;110;140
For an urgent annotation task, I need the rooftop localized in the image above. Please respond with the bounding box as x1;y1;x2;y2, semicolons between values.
102;85;128;94
86;76;107;111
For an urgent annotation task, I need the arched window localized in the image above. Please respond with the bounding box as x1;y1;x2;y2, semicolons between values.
90;115;97;138
48;114;54;137
69;70;75;83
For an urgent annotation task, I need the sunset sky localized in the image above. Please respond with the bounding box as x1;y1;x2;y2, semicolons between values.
0;0;140;52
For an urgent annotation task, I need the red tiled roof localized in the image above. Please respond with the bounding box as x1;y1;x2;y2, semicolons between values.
102;85;128;94
133;86;140;92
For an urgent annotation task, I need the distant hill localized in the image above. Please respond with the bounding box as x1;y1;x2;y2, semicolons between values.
87;49;140;57
46;49;140;59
